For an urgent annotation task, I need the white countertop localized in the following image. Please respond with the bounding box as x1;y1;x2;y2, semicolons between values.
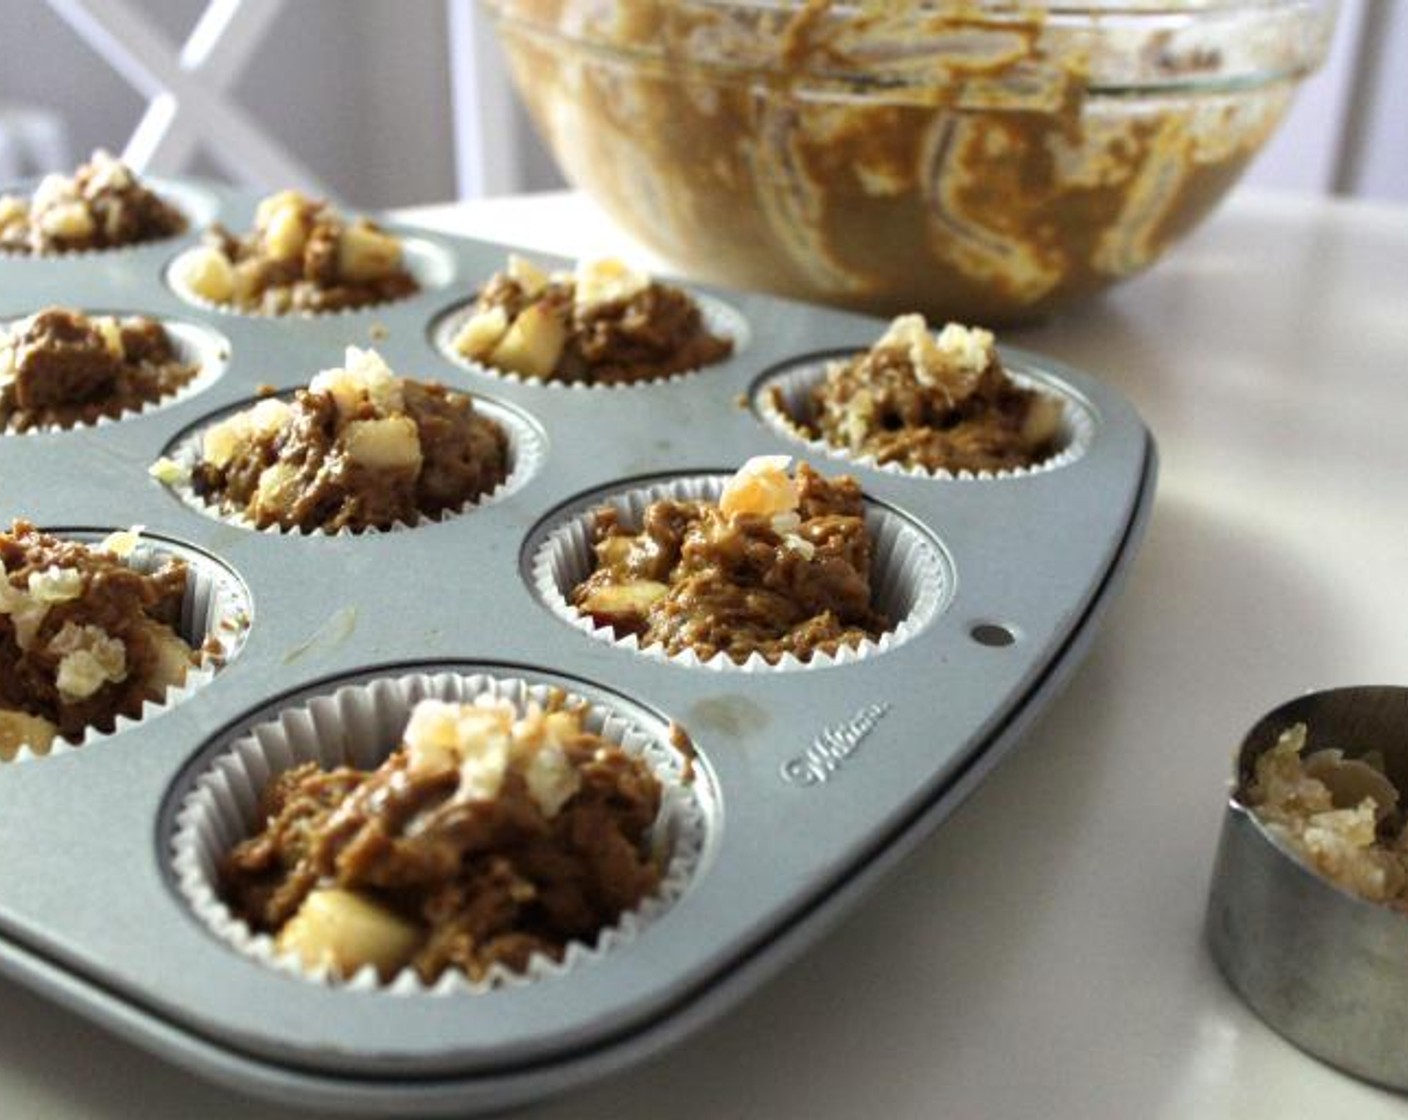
4;188;1407;1119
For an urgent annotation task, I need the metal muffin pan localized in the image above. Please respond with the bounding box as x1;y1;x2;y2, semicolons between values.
0;181;1156;1114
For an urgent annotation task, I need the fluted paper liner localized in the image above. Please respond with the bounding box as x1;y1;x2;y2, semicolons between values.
756;354;1097;480
156;392;545;537
4;531;251;764
532;473;950;672
0;313;229;435
165;237;456;318
432;290;750;390
170;670;708;994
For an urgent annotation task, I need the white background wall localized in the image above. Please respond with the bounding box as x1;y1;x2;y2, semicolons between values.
0;0;1403;208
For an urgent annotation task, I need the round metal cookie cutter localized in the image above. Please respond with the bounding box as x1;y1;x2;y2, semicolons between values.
1206;685;1408;1090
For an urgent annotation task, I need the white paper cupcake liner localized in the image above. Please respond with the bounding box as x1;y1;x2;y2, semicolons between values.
3;529;252;764
0;177;220;261
532;473;951;672
0;313;229;436
155;392;545;538
755;353;1097;480
431;290;749;390
165;237;456;319
170;669;709;994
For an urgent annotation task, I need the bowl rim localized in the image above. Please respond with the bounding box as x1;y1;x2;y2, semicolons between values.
488;0;1338;97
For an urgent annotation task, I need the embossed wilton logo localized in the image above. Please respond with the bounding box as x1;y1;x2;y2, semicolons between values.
781;702;891;786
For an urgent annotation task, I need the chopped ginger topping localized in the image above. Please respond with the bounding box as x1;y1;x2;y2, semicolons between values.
1247;724;1408;905
403;697;582;817
718;454;800;519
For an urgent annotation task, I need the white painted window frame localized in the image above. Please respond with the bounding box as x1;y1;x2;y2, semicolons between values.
447;0;525;198
41;0;329;194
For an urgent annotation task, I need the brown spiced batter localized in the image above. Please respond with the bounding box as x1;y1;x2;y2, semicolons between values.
182;190;418;314
572;457;886;664
454;254;732;384
221;697;664;983
788;315;1063;473
191;348;508;533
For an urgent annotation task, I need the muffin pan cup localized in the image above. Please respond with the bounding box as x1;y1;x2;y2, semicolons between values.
528;472;951;670
166;235;458;318
431;289;751;388
0;312;231;435
755;351;1098;480
172;668;709;994
159;391;546;536
1;528;251;762
0;180;1155;1114
0;175;221;262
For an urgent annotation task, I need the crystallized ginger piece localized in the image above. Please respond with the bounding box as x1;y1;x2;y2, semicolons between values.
141;621;195;695
1304;749;1400;825
718;454;800;519
402;698;587;817
1277;803;1407;903
310;346;403;416
934;321;996;376
874;315;995;393
149;457;190;485
50;622;128;701
28;566;83;603
99;525;145;559
1248;724;1408;904
574;256;650;311
403;697;514;800
1247;724;1333;819
519;732;580;818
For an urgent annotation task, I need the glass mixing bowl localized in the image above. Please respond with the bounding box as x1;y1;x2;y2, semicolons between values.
487;0;1337;324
